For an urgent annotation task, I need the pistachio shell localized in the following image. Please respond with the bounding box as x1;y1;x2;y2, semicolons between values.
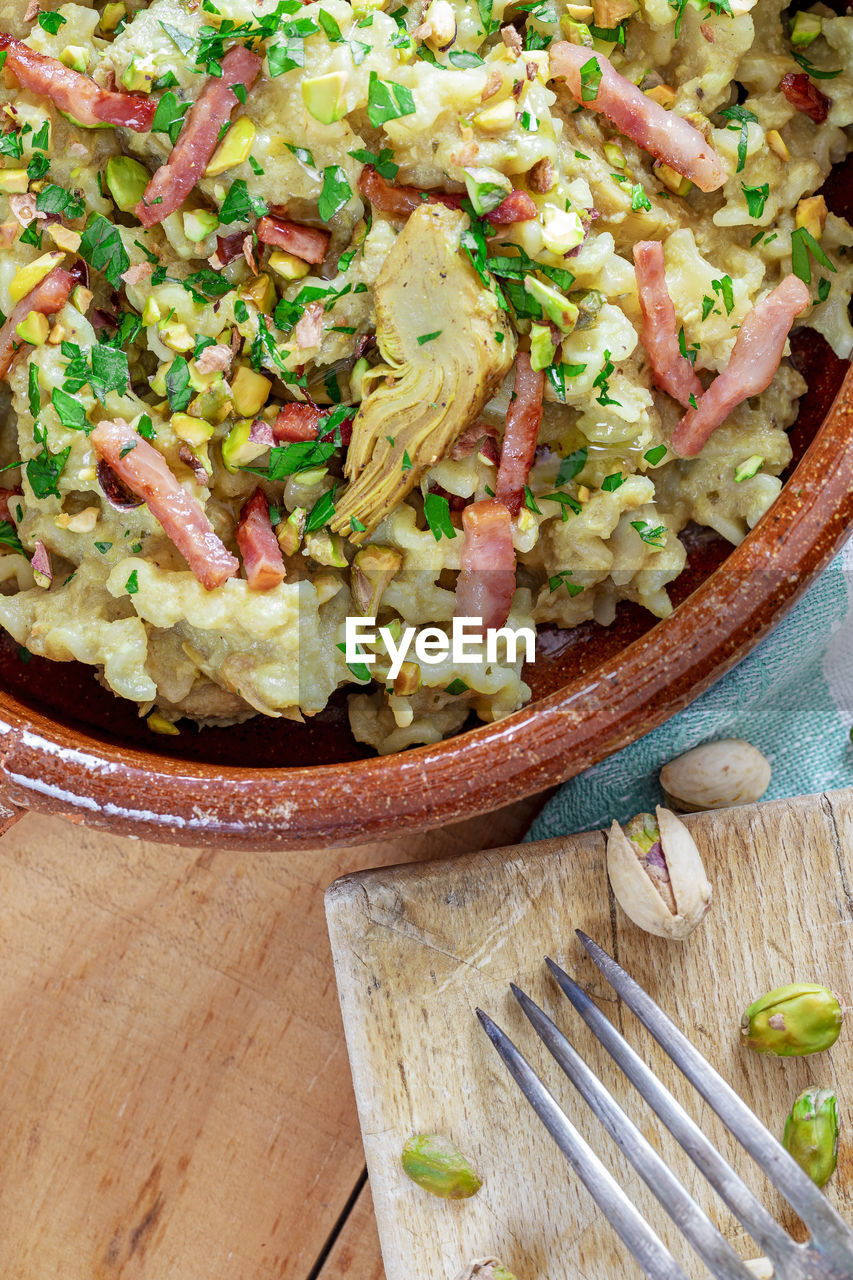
606;807;711;940
660;739;771;812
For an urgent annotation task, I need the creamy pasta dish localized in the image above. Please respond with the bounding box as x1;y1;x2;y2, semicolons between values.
0;0;849;752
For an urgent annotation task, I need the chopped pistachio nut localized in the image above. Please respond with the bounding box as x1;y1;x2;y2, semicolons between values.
231;366;272;417
351;544;402;614
147;711;180;735
795;194;828;241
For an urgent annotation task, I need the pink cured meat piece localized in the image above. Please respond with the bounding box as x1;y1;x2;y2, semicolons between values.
455;499;517;634
549;42;727;193
136;44;262;227
91;418;239;589
672;275;810;457
633;241;703;407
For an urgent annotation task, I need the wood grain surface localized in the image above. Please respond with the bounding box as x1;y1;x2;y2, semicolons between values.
327;789;853;1280
0;796;541;1279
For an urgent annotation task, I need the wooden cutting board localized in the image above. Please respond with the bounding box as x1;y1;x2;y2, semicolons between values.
326;789;853;1280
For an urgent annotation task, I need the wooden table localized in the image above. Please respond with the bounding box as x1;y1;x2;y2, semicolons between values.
0;797;543;1279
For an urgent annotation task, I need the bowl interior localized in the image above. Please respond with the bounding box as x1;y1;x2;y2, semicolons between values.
3;165;851;770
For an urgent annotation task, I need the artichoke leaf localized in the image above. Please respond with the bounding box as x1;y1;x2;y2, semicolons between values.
331;204;516;542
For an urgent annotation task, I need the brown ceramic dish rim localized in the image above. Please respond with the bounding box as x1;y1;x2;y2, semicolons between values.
0;364;850;850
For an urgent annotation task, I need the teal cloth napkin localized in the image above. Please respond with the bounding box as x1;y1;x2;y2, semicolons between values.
526;545;853;841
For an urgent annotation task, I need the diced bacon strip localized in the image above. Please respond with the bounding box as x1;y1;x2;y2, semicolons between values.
136;44;262;228
633;241;703;408
0;34;155;131
357;166;537;224
455;499;517;634
0;488;22;522
91;418;239;589
495;353;545;517
672;274;810;457
273;402;321;442
0;265;73;379
214;231;246;266
549;42;727;193
779;72;830;124
236;488;285;591
486;189;537;224
256;216;330;265
451;420;499;462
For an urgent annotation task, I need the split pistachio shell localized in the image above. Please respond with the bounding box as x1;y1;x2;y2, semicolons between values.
783;1087;839;1187
660;739;771;812
453;1261;517;1280
606;806;712;940
401;1133;482;1199
741;984;843;1056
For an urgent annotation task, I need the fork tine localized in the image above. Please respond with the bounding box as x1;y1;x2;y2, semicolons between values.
510;982;757;1280
476;1008;691;1280
545;957;792;1263
575;931;853;1260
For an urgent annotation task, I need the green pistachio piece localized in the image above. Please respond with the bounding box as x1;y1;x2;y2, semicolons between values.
783;1087;839;1187
401;1134;483;1199
105;155;150;213
453;1262;518;1280
741;984;843;1056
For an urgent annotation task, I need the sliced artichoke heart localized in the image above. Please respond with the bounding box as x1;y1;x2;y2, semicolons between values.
331;204;515;542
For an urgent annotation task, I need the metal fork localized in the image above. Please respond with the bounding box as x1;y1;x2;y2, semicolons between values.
477;931;853;1280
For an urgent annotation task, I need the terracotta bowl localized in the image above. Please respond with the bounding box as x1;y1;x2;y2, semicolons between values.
1;175;851;849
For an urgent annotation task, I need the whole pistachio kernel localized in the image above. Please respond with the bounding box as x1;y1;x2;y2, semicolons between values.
783;1087;839;1187
401;1133;482;1199
741;984;843;1056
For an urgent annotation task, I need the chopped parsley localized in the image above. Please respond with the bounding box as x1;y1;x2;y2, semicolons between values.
792;52;841;79
182;269;233;303
540;490;582;520
318;8;343;40
719;104;757;173
742;182;769;219
79;215;129;289
336;641;371;683
712;275;735;315
366;71;416;127
644;444;667;465
677;325;699;366
37;10;66;33
150;91;190;146
593;350;620;406
242;440;336;481
165;357;192;413
28;364;40;419
158;20;195;54
219;177;268;224
423;492;456;541
630;184;652;212
417;330;442;345
630;520;667;547
549;570;583;597
791;225;836;285
579;57;602;103
51;387;89;432
446;678;469;694
0;520;24;556
348;146;398;180
27;438;71;500
304;488;336;533
546;361;587;402
601;472;625;492
318;165;352;222
36;183;85;218
125;569;139;595
557;447;587;484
